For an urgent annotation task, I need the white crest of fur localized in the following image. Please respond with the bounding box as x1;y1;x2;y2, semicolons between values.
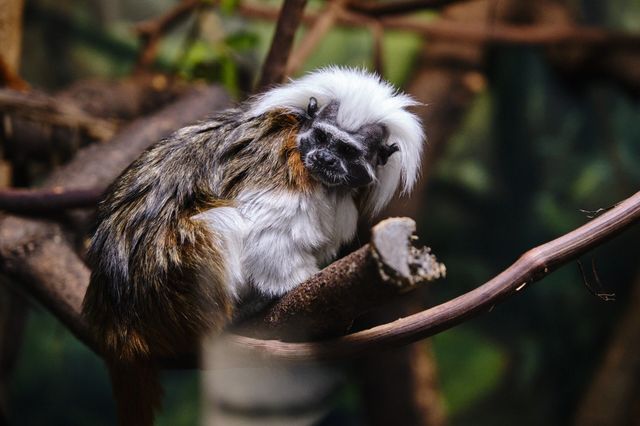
252;67;425;215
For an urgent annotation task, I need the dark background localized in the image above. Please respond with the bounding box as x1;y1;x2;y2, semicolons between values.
3;0;640;425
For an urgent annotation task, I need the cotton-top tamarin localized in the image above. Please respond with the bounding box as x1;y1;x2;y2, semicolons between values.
82;67;425;426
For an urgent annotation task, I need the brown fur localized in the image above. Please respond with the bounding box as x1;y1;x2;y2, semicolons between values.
82;104;310;426
282;126;314;192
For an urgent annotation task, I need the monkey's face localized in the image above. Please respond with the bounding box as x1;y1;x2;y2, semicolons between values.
297;98;399;189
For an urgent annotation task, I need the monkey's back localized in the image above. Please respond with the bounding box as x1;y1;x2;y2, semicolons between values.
82;106;309;361
83;115;240;361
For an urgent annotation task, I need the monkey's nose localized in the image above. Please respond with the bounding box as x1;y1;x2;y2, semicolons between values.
316;151;337;168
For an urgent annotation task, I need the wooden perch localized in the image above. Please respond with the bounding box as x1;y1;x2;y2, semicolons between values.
241;217;445;341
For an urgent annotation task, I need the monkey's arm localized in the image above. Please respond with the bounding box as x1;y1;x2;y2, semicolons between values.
243;230;320;296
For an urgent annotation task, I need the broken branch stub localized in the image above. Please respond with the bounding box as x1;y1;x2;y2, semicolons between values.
244;217;445;342
370;217;446;288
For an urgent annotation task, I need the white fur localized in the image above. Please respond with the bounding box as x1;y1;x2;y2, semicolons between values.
196;188;358;297
253;67;425;215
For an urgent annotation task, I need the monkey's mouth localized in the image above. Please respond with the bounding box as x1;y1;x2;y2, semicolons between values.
304;159;347;187
308;166;347;187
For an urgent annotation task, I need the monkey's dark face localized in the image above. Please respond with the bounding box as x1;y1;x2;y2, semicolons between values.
297;98;398;189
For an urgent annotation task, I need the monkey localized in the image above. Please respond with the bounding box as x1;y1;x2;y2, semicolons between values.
81;67;424;426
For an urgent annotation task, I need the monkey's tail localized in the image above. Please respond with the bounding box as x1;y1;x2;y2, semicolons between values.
107;359;163;426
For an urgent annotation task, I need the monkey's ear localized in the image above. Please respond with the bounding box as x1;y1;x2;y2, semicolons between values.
307;97;318;117
378;143;400;166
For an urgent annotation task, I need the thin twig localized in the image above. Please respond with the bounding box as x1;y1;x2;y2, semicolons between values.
285;0;347;77
578;259;618;303
256;0;309;91
346;0;469;17
370;18;385;76
134;0;205;70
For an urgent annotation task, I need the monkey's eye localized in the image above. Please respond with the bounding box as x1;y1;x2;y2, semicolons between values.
315;130;329;145
339;143;360;157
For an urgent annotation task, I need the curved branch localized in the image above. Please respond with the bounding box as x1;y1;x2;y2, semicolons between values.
228;190;640;361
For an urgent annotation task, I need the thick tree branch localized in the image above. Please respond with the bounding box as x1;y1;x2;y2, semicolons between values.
0;88;117;141
239;218;445;341
0;76;203;202
0;188;103;214
43;85;228;191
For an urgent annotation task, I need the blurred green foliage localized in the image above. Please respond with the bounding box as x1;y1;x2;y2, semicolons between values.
8;0;640;425
8;309;198;426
